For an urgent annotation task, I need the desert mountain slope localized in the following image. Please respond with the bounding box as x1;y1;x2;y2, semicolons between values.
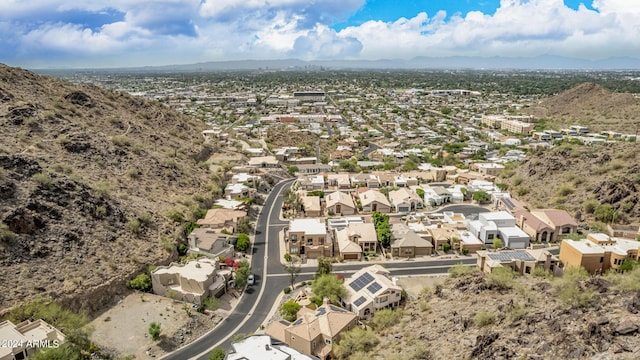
525;82;640;133
498;142;639;226
0;64;215;313
365;270;640;360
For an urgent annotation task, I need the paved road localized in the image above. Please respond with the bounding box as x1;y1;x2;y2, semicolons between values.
162;183;491;359
361;142;379;157
162;179;294;360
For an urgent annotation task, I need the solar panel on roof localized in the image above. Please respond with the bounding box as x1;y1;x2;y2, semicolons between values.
329;305;344;312
502;198;515;210
487;251;535;262
279;320;291;325
349;272;375;291
293;318;304;326
316;307;327;316
353;296;367;307
367;282;382;294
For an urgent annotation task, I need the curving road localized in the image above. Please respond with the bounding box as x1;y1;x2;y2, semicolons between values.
162;179;294;360
161;180;489;359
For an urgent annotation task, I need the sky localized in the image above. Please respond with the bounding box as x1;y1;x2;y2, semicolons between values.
1;0;639;68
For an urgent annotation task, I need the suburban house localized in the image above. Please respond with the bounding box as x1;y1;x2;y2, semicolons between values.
327;173;352;189
225;335;316;360
187;228;235;260
301;195;322;217
388;188;424;213
390;223;434;258
427;223;459;251
0;319;66;360
559;233;640;275
334;222;378;260
467;211;530;249
224;182;254;198
607;224;640;240
266;300;358;360
343;265;403;319
477;249;559;274
151;258;229;303
457;230;484;253
350;173;381;188
230;172;260;184
285;218;333;259
358;189;392;213
196;208;246;232
512;209;578;243
247;156;280;168
296;163;332;175
297;175;325;191
428;186;452;204
325;191;356;216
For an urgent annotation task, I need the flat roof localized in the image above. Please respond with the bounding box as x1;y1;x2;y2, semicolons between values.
564;239;605;255
153;258;218;282
289;218;326;235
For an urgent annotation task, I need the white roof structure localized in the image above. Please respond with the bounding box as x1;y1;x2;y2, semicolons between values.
153;258;218;283
563;239;605;255
226;335;315;360
289;218;326;235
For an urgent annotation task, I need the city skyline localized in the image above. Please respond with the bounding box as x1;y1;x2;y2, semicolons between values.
1;0;639;69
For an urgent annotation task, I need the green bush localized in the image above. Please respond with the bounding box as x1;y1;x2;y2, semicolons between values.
333;328;379;360
149;322;161;341
486;267;516;290
283;287;291;294
473;311;496;327
126;219;142;234
236;233;251;252
554;267;596;309
129;273;152;292
209;348;226;360
448;263;478;278
280;300;301;322
372;308;403;330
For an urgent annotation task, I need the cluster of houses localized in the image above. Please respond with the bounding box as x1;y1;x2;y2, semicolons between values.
263;264;402;359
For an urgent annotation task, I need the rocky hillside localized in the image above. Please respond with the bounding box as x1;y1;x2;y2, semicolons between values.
498;142;639;226
364;268;640;360
0;64;216;314
525;82;640;133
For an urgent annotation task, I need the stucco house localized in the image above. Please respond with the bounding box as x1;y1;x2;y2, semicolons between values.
325;191;356;216
559;233;640;275
0;319;66;360
187;228;235;260
343;265;403;319
358;189;391;213
301;195;322;217
334;222;378;260
467;211;530;249
196;208;246;232
151;258;228;303
388;188;424;213
390;223;434;258
285;218;333;259
477;248;559;274
266;300;358;360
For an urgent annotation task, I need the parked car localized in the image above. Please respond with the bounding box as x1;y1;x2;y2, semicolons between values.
247;274;255;286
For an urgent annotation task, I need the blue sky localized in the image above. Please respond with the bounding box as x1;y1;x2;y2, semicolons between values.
0;0;637;68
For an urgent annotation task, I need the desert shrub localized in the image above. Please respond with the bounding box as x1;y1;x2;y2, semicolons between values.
129;273;152;292
506;302;528;322
148;322;161;341
32;172;53;185
556;184;575;197
127;219;142;233
0;223;16;244
448;263;478;278
517;187;529;196
486;266;516;290
280;300;301;322
236;233;251;252
473;311;496;327
512;176;523;186
554;267;596;309
372;308;403;330
583;199;599;214
283;287;291;294
531;267;553;278
208;348;226;360
111;135;132;147
126;168;140;179
604;265;640;291
334;328;379;360
166;208;185;223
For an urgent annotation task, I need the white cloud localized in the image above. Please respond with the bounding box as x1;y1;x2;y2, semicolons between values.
2;0;640;67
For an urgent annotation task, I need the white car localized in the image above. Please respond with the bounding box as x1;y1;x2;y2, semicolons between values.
247;274;255;286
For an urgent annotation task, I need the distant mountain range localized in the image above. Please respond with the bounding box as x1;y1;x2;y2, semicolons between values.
98;55;640;72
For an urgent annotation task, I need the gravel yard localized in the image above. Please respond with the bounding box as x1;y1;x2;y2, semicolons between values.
90;292;238;359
